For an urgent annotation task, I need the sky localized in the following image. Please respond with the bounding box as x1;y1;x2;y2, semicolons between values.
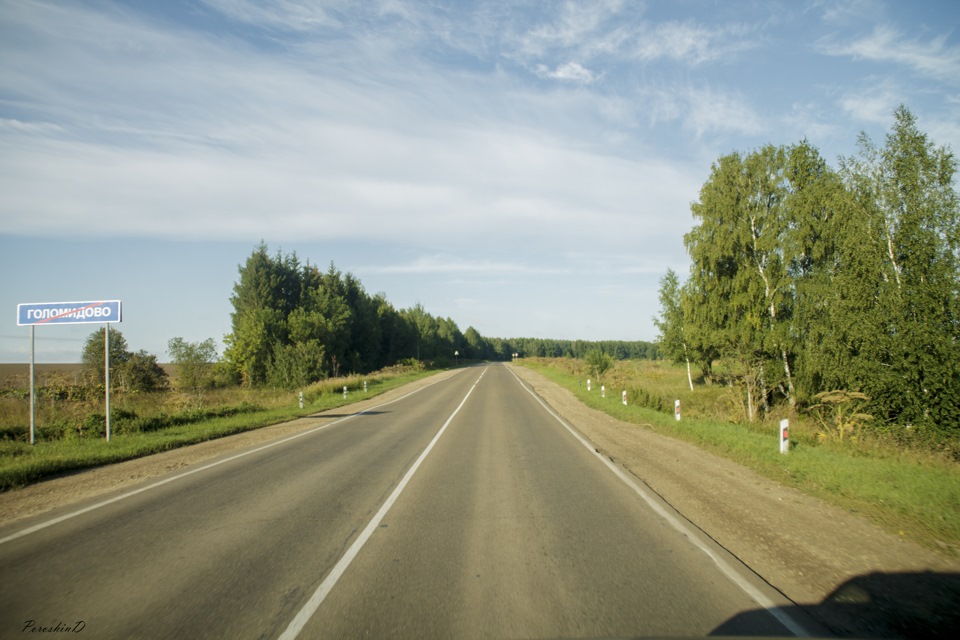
2;0;959;363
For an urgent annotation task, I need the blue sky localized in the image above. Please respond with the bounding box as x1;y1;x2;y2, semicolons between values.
2;0;958;363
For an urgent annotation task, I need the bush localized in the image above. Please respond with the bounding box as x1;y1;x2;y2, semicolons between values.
627;386;669;413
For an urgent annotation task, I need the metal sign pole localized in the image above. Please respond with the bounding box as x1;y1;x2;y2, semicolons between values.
29;326;35;445
105;324;111;442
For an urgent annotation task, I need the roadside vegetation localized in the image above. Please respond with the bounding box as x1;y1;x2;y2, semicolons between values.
655;106;959;441
0;362;433;490
521;356;960;556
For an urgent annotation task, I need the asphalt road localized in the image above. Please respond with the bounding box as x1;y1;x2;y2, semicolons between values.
0;364;808;639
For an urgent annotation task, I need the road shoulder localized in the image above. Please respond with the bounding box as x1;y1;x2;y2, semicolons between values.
0;370;460;527
509;364;960;638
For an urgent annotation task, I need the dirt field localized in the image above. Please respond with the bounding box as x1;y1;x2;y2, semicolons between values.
0;363;177;387
0;362;84;385
1;365;958;637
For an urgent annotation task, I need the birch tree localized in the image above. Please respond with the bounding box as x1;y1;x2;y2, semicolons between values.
654;268;694;390
838;106;959;428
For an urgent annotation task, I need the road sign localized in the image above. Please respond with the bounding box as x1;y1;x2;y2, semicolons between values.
16;299;122;444
17;300;121;326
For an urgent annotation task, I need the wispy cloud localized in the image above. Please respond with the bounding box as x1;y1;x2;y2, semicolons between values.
812;0;888;25
517;0;627;57
1;0;709;253
837;79;903;124
504;2;761;72
818;25;960;84
668;86;766;138
363;254;570;276
628;20;761;64
199;0;346;30
535;61;599;83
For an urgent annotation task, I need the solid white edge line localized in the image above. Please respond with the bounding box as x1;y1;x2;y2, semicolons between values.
277;368;486;640
506;366;813;638
0;370;463;547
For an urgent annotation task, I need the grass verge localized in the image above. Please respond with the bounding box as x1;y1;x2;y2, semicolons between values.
522;360;960;556
0;368;435;491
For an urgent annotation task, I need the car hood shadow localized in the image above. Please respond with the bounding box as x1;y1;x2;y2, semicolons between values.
711;571;960;638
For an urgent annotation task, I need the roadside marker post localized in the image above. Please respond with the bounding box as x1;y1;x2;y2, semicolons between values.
622;390;627;406
299;392;304;409
17;300;122;443
343;385;347;400
780;419;789;454
587;379;591;392
675;399;681;421
601;385;605;398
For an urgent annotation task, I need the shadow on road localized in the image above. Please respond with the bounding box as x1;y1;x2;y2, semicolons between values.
711;571;960;638
310;410;389;419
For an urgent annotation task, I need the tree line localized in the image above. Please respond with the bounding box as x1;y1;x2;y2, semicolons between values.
221;243;657;388
656;106;959;435
70;243;655;393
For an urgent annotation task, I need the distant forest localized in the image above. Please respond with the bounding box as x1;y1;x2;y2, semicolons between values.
655;107;959;434
223;242;656;388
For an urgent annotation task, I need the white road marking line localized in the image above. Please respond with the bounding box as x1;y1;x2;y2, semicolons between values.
278;368;486;640
0;370;462;546
506;366;813;638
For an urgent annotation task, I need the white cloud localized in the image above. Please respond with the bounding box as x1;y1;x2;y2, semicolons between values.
818;25;960;84
781;102;842;143
813;0;887;25
363;254;569;276
837;80;902;124
534;61;599;83
507;2;759;69
925;113;960;156
518;0;627;57
1;0;712;256
629;21;760;65
681;87;765;138
199;0;345;30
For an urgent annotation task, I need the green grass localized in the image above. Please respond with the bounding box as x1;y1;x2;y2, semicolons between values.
522;358;960;556
0;367;435;491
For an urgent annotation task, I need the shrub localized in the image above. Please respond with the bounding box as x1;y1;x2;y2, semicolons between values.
627;386;669;413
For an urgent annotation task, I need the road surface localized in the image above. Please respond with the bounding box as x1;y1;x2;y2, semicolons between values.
0;364;810;638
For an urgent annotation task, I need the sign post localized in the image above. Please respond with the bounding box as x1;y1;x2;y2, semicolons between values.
105;324;111;441
17;300;122;443
29;326;35;444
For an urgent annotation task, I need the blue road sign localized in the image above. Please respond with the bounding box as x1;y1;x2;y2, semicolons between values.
17;300;122;326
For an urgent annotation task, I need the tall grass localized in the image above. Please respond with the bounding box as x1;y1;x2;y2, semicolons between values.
522;358;960;555
0;364;434;491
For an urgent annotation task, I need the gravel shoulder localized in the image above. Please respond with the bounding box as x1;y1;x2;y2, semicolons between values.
2;365;958;637
510;365;960;638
